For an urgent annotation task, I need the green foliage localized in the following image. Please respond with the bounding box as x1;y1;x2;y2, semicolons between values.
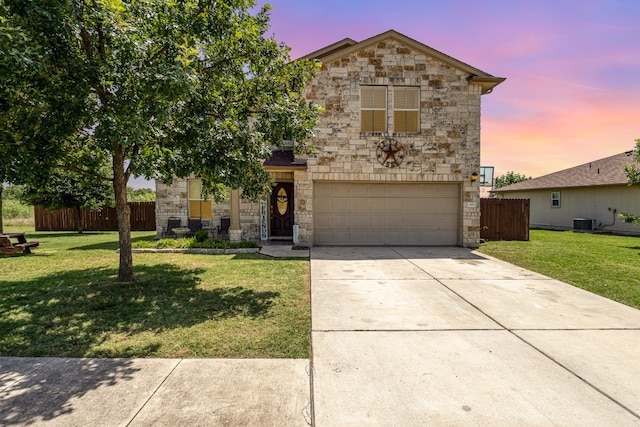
18;163;112;212
2;198;32;219
133;237;259;249
193;230;209;243
1;184;24;199
493;171;531;189
620;138;640;224
127;188;155;202
1;0;319;280
1;185;31;229
489;171;532;198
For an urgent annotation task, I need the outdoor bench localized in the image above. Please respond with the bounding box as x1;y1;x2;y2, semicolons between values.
0;233;39;256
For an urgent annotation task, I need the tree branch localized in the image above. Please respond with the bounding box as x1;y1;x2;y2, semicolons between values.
135;44;170;74
76;3;94;60
124;145;140;181
55;163;113;183
97;22;106;62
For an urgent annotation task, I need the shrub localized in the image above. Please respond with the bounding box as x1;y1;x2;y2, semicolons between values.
2;199;33;219
194;230;208;242
132;237;259;250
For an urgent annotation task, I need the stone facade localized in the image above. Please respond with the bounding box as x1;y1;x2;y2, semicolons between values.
156;177;188;228
156;179;263;241
155;30;504;247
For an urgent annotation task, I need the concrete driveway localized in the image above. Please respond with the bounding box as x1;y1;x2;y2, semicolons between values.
311;246;640;426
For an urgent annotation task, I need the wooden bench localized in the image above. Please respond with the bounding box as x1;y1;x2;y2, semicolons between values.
0;234;39;256
0;235;24;256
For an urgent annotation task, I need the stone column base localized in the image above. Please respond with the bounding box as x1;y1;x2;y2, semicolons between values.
229;229;242;242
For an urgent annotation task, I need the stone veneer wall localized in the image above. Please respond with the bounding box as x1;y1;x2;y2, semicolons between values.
157;37;487;247
156;178;188;230
156;178;262;241
296;37;483;247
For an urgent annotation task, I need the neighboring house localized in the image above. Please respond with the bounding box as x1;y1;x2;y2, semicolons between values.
495;151;640;234
156;29;505;247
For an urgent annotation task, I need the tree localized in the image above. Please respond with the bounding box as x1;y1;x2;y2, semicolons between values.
489;171;531;197
1;0;320;281
620;138;640;224
18;148;113;233
127;188;155;202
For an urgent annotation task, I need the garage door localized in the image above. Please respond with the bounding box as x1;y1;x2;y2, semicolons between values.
314;182;460;245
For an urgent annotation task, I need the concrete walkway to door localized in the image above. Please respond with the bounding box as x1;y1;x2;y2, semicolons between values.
310;246;640;426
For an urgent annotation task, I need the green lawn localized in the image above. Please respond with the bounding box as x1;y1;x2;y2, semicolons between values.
477;229;640;310
0;226;310;358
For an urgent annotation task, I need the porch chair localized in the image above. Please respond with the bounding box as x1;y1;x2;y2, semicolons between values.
217;217;231;239
164;217;182;238
187;219;202;236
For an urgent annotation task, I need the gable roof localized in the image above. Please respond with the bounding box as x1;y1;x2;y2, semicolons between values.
301;29;505;94
498;151;637;192
301;37;358;61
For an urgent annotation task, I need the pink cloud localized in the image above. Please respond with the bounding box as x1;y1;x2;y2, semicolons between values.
258;0;640;181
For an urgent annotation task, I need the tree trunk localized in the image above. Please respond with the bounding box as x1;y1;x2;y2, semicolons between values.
113;146;133;282
0;185;4;235
75;205;84;234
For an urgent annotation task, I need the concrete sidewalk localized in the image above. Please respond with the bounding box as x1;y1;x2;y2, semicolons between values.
2;246;640;425
311;246;640;425
0;358;311;426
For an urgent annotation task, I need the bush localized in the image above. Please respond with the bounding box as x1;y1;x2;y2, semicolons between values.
132;237;260;250
2;199;33;219
194;230;208;242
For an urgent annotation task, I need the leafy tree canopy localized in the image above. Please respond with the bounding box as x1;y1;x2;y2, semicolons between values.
620;138;640;224
489;171;531;197
127;188;155;202
18;146;112;212
1;0;320;280
493;171;531;189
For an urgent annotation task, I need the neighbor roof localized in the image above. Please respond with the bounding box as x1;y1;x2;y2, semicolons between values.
498;151;637;192
301;29;505;94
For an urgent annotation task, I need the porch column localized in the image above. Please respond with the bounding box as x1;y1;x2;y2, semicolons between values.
229;188;242;242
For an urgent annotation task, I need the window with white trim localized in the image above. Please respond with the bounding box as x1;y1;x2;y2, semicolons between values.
360;85;387;132
551;191;560;208
188;179;212;220
393;86;419;133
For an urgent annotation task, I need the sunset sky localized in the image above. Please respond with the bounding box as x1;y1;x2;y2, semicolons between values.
131;1;639;188
257;0;640;179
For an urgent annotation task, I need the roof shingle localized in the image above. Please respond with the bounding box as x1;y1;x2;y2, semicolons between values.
498;151;637;192
262;149;307;169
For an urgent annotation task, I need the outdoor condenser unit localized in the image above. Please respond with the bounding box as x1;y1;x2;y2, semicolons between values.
573;218;595;231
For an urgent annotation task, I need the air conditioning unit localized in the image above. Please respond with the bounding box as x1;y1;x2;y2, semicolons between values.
573;218;595;231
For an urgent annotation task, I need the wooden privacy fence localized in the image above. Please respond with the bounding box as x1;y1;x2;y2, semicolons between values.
480;198;530;241
35;202;156;232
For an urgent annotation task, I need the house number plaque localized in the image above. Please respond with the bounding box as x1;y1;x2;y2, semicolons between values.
376;138;406;168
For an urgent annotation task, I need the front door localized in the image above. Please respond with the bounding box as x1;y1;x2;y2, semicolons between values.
270;182;294;237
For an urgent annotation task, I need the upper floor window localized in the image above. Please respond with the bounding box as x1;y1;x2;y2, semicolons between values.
188;179;213;220
360;86;387;133
551;191;560;208
393;86;419;133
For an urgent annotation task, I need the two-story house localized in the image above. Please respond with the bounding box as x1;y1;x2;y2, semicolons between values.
155;29;505;247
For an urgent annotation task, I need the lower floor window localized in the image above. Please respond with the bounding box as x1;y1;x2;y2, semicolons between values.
551;191;560;208
188;179;212;219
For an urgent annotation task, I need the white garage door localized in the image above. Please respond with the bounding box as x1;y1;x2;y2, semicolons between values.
314;182;460;245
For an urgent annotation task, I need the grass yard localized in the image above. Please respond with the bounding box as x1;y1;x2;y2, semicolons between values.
477;229;640;310
0;226;310;359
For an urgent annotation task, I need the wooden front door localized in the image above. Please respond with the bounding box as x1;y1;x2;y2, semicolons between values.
270;182;294;237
